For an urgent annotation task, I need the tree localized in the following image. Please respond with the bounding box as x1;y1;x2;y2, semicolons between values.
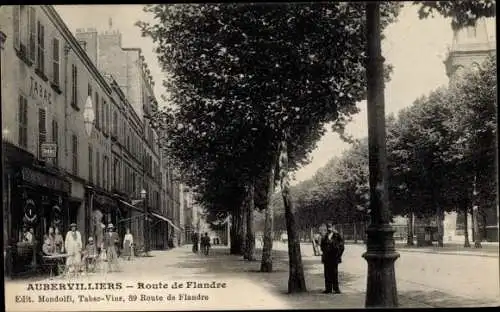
444;56;497;247
138;2;401;293
414;0;496;30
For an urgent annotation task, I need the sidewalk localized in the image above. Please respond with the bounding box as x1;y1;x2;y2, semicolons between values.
344;240;499;258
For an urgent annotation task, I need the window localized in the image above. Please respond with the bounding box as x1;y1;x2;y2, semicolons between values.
72;134;78;175
113;158;118;189
132;173;136;196
13;6;21;51
96;151;101;187
18;95;28;148
52;38;60;85
36;20;45;75
112;111;118;137
88;83;92;97
38;108;46;158
88;145;93;183
71;64;78;109
103;100;107;135
103;156;108;190
95;92;100;129
28;6;36;62
51;119;58;165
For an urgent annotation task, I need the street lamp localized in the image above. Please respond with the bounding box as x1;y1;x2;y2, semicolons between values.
363;3;399;307
83;95;95;240
83;96;95;137
140;189;149;255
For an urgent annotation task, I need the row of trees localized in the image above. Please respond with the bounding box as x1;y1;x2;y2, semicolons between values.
137;1;496;293
269;56;497;247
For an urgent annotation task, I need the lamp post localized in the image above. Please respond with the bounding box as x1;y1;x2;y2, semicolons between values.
140;188;149;255
363;2;399;307
83;96;95;239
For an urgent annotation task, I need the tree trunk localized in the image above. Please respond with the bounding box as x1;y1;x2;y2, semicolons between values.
261;161;276;272
436;204;444;247
241;200;248;259
407;211;414;246
472;175;482;248
353;222;358;244
473;207;482;248
279;139;307;293
245;182;256;261
463;207;470;248
230;208;244;255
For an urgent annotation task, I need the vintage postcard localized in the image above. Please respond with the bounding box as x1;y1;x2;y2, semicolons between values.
1;3;498;311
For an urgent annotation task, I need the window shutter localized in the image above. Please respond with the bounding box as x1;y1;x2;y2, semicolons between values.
38;108;46;158
37;21;41;70
18;95;24;146
52;38;60;84
13;6;20;50
52;119;58;165
74;66;78;105
28;7;36;62
95;92;99;128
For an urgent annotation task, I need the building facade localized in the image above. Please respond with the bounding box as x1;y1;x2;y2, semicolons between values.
1;5;183;277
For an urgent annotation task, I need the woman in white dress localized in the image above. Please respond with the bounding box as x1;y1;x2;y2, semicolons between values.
64;223;83;274
122;228;134;261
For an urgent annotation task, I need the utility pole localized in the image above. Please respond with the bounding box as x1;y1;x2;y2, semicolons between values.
363;2;400;307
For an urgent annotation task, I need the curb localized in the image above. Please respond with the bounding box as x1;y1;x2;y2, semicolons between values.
395;248;498;258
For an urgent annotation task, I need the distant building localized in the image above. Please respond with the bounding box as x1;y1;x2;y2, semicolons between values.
442;17;497;242
444;18;496;84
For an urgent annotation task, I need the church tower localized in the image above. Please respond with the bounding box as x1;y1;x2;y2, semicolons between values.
443;18;496;84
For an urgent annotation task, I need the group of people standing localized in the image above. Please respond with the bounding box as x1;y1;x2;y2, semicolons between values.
41;222;135;275
191;232;211;256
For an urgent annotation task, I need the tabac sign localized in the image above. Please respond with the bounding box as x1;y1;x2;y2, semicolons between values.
28;75;54;106
40;142;57;158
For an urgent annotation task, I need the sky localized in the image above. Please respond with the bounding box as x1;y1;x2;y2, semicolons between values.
55;4;496;186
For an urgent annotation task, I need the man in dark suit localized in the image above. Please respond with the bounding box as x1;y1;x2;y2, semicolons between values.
320;223;344;294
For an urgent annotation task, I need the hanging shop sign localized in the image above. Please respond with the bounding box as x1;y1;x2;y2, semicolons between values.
40;142;57;158
23;199;37;223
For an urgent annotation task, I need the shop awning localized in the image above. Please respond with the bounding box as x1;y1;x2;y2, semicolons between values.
119;199;144;213
151;212;181;232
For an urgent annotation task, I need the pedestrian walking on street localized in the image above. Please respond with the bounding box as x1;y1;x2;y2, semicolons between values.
122;228;134;261
201;233;211;255
103;224;120;272
191;232;199;253
320;223;344;294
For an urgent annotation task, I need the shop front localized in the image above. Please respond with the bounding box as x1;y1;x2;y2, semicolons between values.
3;142;71;277
85;186;124;249
116;198;145;252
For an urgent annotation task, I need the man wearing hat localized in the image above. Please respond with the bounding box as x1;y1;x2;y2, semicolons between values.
103;224;120;272
64;223;83;275
320;223;344;294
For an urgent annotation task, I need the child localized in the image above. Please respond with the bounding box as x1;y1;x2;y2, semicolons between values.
84;237;98;273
